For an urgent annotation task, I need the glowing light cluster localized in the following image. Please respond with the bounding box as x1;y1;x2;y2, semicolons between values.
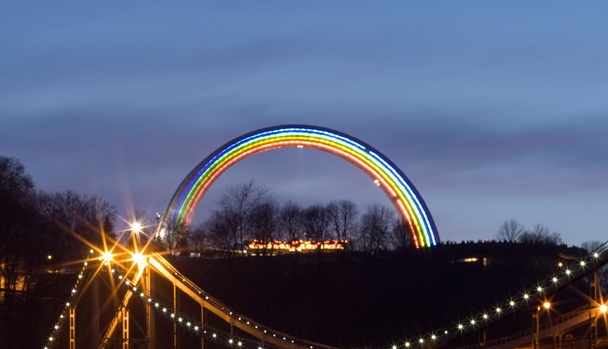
247;239;347;254
161;125;439;248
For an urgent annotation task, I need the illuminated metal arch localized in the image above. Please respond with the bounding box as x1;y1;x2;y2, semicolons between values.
160;125;439;248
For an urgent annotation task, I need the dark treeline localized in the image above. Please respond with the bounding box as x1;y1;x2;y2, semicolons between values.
0;156;117;348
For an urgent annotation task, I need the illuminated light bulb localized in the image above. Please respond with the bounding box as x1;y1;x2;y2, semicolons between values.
496;307;502;313
194;326;199;330
543;301;551;309
101;251;113;263
457;324;464;330
419;338;424;343
213;333;217;338
238;341;243;346
599;304;607;313
470;319;476;325
229;339;234;344
580;260;586;266
54;325;59;330
178;317;183;322
132;252;146;266
162;308;167;312
155;303;159;307
565;269;572;275
536;286;543;293
131;221;143;234
483;314;489;319
552;277;558;283
170;313;175;318
523;294;530;300
509;300;515;307
431;335;437;340
405;342;411;347
392;345;397;349
594;252;600;258
558;262;563;267
65;302;70;307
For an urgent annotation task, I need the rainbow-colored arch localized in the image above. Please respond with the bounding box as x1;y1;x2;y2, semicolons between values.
160;125;439;248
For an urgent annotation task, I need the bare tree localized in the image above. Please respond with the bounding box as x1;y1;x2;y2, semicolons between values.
187;223;207;256
326;200;359;243
0;157;36;306
278;201;303;241
219;180;271;250
247;200;278;242
519;224;562;245
37;190;117;261
495;218;525;242
357;204;394;254
390;218;416;250
302;204;328;242
582;240;608;295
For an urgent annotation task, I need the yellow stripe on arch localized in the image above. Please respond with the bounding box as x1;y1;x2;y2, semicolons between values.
161;125;439;248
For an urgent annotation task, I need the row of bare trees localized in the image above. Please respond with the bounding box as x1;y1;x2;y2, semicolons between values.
495;218;564;245
165;181;417;257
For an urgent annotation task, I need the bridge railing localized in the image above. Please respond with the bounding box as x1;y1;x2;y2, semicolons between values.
148;252;339;349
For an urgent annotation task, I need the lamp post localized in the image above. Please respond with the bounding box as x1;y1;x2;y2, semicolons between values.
533;301;551;349
129;220;156;349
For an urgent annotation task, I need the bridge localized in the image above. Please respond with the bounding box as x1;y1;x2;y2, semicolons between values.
39;126;608;348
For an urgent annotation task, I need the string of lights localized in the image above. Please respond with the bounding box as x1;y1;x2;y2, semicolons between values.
40;243;607;349
392;247;608;349
103;260;310;348
122;247;608;349
42;249;95;349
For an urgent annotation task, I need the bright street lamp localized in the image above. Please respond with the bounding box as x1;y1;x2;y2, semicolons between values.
130;221;143;234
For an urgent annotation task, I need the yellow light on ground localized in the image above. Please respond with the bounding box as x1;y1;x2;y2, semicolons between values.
600;304;607;314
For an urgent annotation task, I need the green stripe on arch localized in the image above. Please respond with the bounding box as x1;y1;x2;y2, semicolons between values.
160;125;439;248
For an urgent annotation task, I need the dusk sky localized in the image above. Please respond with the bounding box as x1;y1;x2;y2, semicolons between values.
2;2;607;246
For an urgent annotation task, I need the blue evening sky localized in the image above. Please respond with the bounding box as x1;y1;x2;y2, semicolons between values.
1;1;607;245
